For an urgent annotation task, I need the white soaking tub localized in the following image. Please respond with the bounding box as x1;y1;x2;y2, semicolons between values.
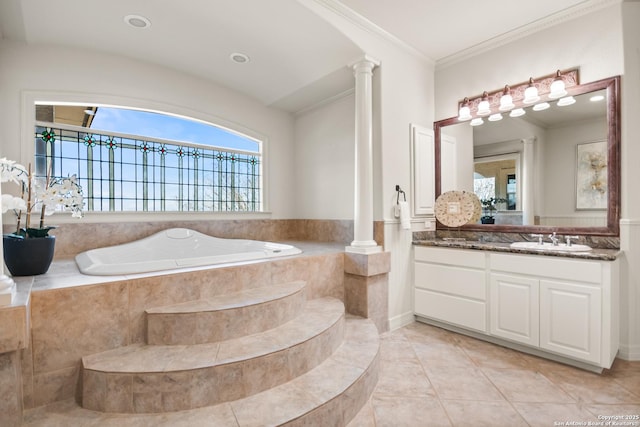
75;228;302;275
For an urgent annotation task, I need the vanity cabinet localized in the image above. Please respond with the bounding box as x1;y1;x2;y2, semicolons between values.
414;246;619;369
414;247;487;333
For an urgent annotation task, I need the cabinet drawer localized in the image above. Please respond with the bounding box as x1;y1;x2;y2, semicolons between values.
490;253;602;284
414;246;485;269
415;262;486;300
415;288;487;332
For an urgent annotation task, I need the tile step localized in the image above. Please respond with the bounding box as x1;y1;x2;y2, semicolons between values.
228;316;380;426
81;297;346;413
146;281;307;345
71;316;379;425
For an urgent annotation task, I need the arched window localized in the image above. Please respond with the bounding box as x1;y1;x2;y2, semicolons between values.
34;105;263;212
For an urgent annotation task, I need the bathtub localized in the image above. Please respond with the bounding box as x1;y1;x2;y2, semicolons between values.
75;228;302;275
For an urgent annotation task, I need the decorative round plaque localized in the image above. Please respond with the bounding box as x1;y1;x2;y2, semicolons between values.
434;190;481;227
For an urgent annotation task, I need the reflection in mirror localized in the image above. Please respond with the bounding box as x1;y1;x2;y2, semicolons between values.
434;75;620;236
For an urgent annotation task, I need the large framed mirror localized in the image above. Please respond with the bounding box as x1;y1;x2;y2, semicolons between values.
434;75;620;236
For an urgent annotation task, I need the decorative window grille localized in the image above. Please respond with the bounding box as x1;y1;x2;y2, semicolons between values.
34;122;262;212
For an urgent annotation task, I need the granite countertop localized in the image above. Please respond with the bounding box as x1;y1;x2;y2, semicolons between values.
413;239;620;261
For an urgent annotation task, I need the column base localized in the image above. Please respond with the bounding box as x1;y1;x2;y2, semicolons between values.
345;244;382;255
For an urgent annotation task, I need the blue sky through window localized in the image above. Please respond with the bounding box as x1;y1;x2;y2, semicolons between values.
90;107;259;153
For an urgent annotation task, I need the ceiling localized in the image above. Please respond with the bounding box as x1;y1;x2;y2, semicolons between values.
0;0;612;113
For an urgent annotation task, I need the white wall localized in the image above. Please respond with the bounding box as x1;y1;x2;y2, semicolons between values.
620;0;640;360
435;4;624;121
293;93;355;219
543;118;608;222
0;41;296;219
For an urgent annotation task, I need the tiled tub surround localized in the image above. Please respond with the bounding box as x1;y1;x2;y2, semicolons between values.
9;240;389;426
0;277;31;427
20;243;344;408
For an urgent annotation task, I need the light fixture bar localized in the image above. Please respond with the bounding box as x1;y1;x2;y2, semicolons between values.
456;68;579;123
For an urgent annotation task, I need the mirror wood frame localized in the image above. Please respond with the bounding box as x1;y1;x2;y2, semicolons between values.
434;75;621;236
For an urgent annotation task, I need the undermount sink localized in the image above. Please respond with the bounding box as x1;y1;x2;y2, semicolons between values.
510;241;592;252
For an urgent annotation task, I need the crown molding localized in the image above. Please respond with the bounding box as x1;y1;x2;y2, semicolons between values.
310;0;434;66
294;88;354;117
436;0;623;70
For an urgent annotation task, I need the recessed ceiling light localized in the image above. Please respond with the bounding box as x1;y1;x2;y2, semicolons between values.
124;14;151;29
230;52;250;64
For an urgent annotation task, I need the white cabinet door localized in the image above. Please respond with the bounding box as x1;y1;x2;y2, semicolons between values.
410;124;434;216
539;280;602;364
490;274;539;346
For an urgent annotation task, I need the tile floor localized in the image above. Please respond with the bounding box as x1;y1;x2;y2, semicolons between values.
349;321;640;427
22;321;640;426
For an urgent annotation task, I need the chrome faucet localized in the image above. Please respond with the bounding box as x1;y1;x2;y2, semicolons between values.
565;235;580;246
548;232;559;246
530;233;543;245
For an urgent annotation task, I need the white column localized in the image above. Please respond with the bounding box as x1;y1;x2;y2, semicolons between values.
521;137;536;226
0;187;16;306
347;56;381;254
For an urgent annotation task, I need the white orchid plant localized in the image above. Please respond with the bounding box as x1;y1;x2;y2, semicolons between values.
0;158;84;238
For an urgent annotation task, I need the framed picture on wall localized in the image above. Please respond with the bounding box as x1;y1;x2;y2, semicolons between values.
575;140;607;210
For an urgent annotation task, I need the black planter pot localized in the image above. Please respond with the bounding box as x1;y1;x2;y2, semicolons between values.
480;217;495;224
3;235;56;276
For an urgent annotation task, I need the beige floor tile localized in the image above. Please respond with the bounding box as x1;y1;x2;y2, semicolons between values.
411;340;476;368
441;400;528;426
378;338;419;363
482;368;576;403
513;402;600;427
457;336;534;370
402;322;462;346
424;366;504;401
374;359;436;397
372;394;452;427
543;366;640;404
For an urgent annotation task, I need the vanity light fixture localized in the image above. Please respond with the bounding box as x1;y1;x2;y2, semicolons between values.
458;97;472;121
590;95;605;102
557;96;576;106
499;85;515;111
523;78;540;104
477;92;491;116
533;102;550;111
509;108;526;118
548;70;568;99
455;68;578;127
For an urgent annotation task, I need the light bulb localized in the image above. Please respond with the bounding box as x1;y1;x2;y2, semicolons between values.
470;117;484;126
499;85;514;111
523;78;540;104
509;108;526;117
488;113;503;122
477;92;491;116
458;97;472;121
557;96;576;106
549;70;567;99
533;102;550;111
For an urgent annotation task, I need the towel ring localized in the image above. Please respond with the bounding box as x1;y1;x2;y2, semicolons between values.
395;185;406;204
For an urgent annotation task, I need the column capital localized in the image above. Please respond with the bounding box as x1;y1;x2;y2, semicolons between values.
349;54;381;71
